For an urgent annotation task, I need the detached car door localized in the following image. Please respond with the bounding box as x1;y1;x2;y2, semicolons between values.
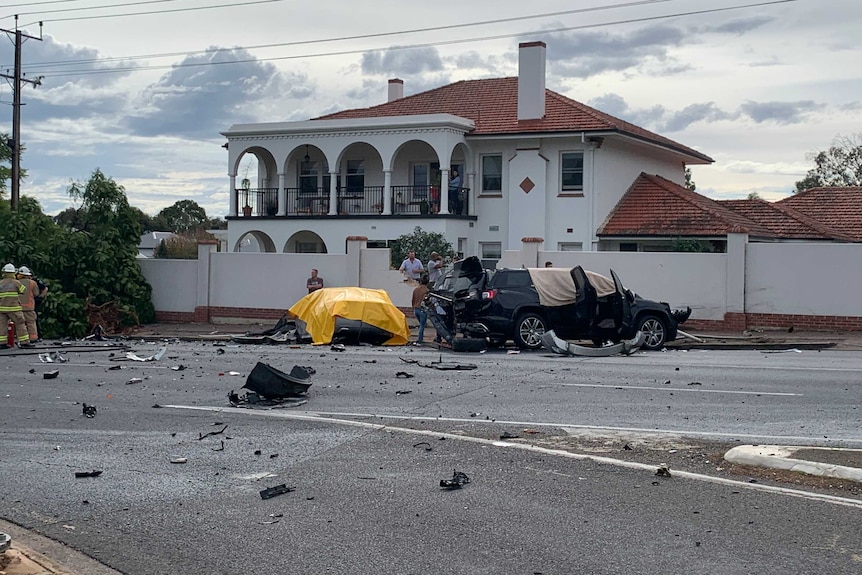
609;269;634;339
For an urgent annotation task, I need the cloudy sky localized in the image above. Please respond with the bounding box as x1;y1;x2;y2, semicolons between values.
1;0;860;217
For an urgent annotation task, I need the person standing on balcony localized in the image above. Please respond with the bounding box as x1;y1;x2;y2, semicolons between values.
427;252;443;285
399;251;424;282
448;169;462;215
306;269;325;294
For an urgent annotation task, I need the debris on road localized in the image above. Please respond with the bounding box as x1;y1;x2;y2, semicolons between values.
38;351;67;363
170;457;188;464
259;484;295;500
330;343;346;352
43;370;60;379
440;470;470;490
655;465;672;477
395;371;414;378
126;377;143;385
542;330;644;357
418;361;477;371
197;424;228;440
243;363;312;399
413;442;432;451
121;347;167;362
500;431;519;440
395;390;412;396
74;470;103;478
82;403;97;418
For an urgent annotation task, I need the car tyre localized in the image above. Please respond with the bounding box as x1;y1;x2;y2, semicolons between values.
637;314;667;350
513;312;547;350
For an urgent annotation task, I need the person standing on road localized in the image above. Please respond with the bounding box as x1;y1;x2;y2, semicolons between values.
306;269;324;294
399;251;423;282
427;252;444;285
0;263;32;349
16;266;40;344
411;275;430;345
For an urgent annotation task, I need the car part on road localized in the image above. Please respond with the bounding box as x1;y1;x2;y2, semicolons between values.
74;470;103;478
440;470;470;490
43;370;59;379
82;403;97;418
451;337;487;352
541;330;644;356
259;484;295;500
243;363;312;399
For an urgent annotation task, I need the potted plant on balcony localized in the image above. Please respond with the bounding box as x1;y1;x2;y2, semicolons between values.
265;198;278;216
419;199;430;215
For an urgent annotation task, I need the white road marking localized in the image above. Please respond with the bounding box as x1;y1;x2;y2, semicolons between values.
539;382;800;396
163;404;862;510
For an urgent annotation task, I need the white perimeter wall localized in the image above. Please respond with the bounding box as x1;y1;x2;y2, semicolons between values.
746;243;862;316
139;259;198;313
536;251;727;320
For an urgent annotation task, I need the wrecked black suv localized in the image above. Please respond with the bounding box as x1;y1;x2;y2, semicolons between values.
429;257;689;351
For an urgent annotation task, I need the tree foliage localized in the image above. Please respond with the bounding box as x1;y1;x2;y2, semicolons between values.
390;226;454;268
684;167;696;192
155;199;209;233
795;133;862;193
0;169;155;337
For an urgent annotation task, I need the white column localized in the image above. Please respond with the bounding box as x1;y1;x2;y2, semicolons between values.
726;232;748;314
328;171;338;216
466;172;475;215
277;172;286;216
383;170;392;215
228;174;237;217
440;168;450;214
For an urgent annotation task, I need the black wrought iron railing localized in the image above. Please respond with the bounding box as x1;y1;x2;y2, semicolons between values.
235;185;469;217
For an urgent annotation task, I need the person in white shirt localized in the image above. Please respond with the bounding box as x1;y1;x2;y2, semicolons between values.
427;252;443;285
399;251;424;282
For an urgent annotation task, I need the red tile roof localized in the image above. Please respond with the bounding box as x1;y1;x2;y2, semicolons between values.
597;174;776;238
316;77;712;163
719;199;855;241
776;187;862;242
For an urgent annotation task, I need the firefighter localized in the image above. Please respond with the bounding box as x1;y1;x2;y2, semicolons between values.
0;263;32;349
17;266;40;344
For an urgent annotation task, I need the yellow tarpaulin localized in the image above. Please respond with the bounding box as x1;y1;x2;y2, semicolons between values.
288;287;410;345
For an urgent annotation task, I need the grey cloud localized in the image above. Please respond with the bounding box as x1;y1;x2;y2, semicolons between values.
588;94;825;133
361;46;443;75
738;100;823;124
453;51;507;72
839;101;862;111
13;34;139;89
661;102;732;132
124;47;312;139
698;15;774;35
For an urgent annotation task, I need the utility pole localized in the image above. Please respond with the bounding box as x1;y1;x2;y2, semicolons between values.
1;20;44;211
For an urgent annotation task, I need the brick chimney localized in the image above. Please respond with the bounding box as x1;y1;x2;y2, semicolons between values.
388;78;404;102
518;41;546;121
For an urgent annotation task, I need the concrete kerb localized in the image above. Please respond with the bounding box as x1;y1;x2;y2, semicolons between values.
725;446;862;484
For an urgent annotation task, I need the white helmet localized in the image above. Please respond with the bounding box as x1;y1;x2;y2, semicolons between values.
2;263;16;274
18;266;32;276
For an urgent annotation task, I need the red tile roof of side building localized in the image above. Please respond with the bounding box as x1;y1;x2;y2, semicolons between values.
597;173;776;238
315;77;713;164
720;198;857;242
776;187;862;242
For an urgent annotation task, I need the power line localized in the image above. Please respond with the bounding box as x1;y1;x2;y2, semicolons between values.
19;0;285;26
23;0;801;79
0;0;99;7
19;0;679;69
2;0;185;20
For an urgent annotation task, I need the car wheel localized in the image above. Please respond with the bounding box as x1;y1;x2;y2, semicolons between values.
514;312;546;350
637;314;667;350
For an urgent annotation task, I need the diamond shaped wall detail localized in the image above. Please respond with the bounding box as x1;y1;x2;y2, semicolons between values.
520;177;535;194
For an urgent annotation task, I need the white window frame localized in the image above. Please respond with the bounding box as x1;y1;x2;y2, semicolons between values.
480;154;503;195
560;151;584;193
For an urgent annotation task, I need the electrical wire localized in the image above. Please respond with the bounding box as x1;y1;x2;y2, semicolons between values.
19;0;800;79
20;0;680;68
2;0;191;20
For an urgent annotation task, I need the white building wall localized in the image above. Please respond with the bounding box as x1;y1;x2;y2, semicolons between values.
746;243;862;316
535;250;727;320
208;252;350;311
139;259;198;313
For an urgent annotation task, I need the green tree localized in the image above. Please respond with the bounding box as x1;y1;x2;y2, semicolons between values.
747;191;761;200
156;199;209;233
63;169;155;328
795;133;862;193
684;167;696;191
0;133;27;198
671;238;711;253
390;226;454;268
130;206;159;233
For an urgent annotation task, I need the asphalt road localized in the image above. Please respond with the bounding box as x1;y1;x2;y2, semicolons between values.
1;341;861;574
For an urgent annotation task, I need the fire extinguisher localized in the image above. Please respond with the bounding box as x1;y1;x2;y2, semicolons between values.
6;320;14;347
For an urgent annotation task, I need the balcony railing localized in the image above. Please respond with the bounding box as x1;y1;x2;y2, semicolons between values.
236;186;470;217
